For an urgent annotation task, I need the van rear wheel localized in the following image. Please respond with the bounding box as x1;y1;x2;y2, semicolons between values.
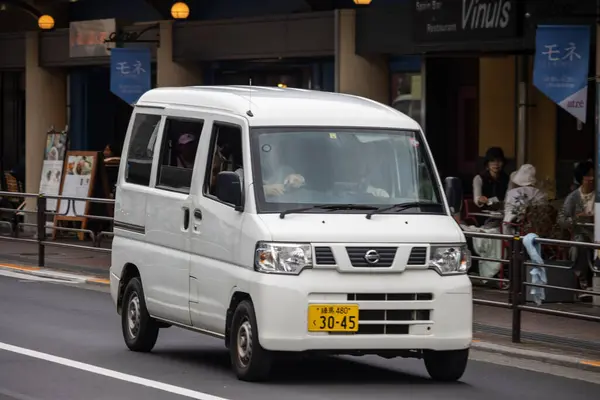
229;300;272;381
423;349;469;382
121;277;159;352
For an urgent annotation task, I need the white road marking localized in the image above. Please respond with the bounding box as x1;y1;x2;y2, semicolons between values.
0;270;76;284
0;342;231;400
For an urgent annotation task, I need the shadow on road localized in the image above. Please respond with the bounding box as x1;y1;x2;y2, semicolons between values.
151;347;468;386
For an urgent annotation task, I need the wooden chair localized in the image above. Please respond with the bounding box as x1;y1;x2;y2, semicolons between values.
3;172;25;210
2;172;25;236
462;196;479;226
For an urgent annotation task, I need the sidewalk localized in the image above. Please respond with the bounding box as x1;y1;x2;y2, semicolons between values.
0;236;598;353
472;332;600;372
0;236;110;277
473;286;600;349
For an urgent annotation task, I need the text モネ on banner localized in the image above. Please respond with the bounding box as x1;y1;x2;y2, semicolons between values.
110;48;151;105
533;25;591;123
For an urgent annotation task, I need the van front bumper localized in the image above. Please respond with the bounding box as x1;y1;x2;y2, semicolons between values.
249;270;472;353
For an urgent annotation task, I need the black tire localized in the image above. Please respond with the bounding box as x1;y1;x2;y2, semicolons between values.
229;300;272;381
423;349;469;382
121;277;159;352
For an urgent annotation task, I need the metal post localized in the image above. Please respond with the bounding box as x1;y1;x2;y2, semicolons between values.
511;236;523;343
516;56;528;167
507;238;514;304
594;0;600;301
36;195;46;267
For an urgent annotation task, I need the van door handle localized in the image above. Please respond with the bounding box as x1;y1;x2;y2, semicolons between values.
183;207;190;230
194;209;203;220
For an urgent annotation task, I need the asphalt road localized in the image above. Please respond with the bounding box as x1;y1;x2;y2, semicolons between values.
0;273;598;400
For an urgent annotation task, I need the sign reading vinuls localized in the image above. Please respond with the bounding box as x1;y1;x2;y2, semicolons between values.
413;0;517;42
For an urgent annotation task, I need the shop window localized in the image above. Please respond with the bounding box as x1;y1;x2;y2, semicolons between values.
390;72;422;124
204;123;243;202
125;113;161;186
156;117;204;194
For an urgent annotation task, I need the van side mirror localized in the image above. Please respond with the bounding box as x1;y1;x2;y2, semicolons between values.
444;176;463;215
215;171;243;210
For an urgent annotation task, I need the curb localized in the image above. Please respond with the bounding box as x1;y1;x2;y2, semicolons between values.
85;277;110;285
0;264;109;286
472;341;600;372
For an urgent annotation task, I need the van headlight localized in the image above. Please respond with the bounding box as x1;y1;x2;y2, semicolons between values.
428;245;471;276
255;242;313;275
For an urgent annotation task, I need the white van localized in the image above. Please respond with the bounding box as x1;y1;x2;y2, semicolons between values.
110;86;472;382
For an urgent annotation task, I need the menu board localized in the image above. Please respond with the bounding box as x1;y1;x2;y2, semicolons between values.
56;152;96;218
39;132;68;212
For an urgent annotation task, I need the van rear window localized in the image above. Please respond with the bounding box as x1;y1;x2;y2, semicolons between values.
125;113;161;186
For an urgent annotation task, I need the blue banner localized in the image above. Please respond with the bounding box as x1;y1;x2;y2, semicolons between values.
110;48;151;105
533;25;590;123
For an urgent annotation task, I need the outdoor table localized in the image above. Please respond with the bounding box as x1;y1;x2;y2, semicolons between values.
468;212;503;220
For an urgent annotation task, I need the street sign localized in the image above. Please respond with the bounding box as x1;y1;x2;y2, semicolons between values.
533;25;591;123
109;48;151;105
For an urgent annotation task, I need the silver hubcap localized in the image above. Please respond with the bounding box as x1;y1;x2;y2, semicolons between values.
127;294;141;339
237;319;253;367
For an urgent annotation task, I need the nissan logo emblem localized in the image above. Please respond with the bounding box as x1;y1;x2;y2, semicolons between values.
364;249;380;264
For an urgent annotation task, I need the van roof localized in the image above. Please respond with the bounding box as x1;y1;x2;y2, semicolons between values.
136;86;421;130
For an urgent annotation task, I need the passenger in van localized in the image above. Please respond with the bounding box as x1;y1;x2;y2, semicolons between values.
176;133;199;168
356;144;390;198
210;142;303;197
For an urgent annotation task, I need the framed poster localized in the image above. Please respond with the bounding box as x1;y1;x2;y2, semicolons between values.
39;130;68;212
54;152;98;228
53;151;112;241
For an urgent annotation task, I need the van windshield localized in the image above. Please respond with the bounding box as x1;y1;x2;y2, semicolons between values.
250;127;444;214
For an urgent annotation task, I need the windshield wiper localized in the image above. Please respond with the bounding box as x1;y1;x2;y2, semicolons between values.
279;204;378;219
365;202;443;219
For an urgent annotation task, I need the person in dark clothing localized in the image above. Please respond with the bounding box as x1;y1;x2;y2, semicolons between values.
472;147;510;209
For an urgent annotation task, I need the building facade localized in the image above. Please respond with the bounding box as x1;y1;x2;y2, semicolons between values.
356;0;598;197
0;0;596;202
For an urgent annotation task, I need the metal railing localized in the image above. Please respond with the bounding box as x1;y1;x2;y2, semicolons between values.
1;190;599;344
463;230;600;343
0;191;114;267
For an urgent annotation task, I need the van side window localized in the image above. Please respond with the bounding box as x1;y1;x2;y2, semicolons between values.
125;113;162;186
156;117;203;194
203;123;243;200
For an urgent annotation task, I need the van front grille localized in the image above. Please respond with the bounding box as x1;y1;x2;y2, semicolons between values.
359;309;431;322
407;247;427;265
314;246;336;265
355;324;410;335
328;309;431;335
346;246;397;267
347;293;433;301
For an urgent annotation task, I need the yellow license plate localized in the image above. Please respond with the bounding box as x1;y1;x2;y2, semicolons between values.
307;304;359;332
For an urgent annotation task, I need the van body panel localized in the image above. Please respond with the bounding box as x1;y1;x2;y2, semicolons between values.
143;188;192;325
244;270;472;351
257;214;464;244
137;86;421;131
114;108;165;233
188;113;251;332
188;198;245;332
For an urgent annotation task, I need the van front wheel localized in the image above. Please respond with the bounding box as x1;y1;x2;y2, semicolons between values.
121;278;159;352
423;349;469;382
229;300;272;381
